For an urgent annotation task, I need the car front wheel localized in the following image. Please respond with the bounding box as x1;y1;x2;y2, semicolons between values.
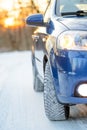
44;62;69;121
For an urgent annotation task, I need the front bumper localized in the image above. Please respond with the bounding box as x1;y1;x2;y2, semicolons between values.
57;94;87;104
55;50;87;104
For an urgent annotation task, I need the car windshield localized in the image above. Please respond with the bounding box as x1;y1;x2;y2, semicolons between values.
56;0;87;16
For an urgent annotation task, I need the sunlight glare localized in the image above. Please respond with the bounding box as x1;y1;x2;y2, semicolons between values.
4;17;15;27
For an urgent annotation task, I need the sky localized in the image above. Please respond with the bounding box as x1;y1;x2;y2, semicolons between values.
0;0;47;11
0;0;30;11
0;0;13;10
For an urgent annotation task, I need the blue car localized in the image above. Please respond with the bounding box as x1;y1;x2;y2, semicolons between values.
26;0;87;120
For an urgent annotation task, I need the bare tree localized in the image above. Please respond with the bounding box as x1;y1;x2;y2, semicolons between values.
0;0;48;51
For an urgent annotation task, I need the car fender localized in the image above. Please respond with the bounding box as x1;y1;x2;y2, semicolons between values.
48;48;60;95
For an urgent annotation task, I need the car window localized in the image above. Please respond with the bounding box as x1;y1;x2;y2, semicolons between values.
56;0;87;16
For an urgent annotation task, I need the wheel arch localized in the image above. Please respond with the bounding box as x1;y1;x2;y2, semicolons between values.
43;50;59;94
49;49;60;94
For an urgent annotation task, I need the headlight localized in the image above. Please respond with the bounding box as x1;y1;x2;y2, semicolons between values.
75;83;87;97
57;31;87;50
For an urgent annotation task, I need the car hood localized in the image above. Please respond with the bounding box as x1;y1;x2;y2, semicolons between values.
59;18;87;30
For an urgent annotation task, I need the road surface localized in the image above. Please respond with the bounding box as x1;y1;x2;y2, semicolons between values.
0;51;87;130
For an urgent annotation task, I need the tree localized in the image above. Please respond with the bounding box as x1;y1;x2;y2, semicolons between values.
0;0;48;51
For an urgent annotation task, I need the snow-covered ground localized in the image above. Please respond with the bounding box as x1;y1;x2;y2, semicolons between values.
0;51;87;130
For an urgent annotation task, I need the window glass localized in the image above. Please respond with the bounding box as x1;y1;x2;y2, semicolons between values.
56;0;87;15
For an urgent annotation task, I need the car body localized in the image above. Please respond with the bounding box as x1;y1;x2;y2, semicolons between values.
26;0;87;120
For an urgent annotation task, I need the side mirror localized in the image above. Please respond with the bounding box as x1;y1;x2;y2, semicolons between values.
26;14;47;27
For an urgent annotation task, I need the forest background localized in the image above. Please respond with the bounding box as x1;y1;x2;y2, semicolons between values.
0;0;48;51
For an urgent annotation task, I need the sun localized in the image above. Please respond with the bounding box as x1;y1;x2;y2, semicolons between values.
4;17;15;27
4;17;24;28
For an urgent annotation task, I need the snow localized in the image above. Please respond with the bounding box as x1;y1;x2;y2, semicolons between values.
0;51;87;130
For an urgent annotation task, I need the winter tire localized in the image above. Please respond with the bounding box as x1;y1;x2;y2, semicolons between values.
44;62;70;120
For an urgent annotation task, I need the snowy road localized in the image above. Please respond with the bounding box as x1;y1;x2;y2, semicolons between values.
0;51;87;130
